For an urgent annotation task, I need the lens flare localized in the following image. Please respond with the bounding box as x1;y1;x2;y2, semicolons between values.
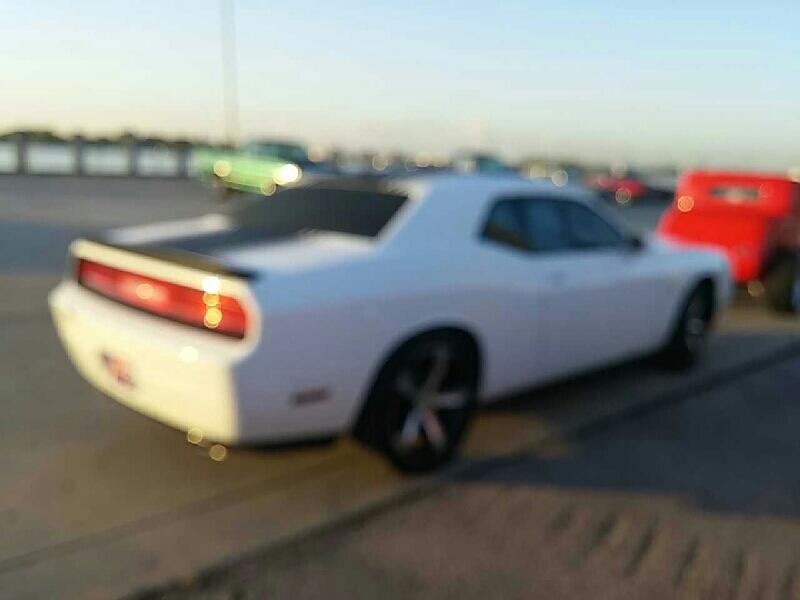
273;163;301;185
209;444;228;461
202;276;220;294
135;282;154;300
677;195;694;212
204;307;223;328
187;428;204;444
260;180;277;195
213;160;232;177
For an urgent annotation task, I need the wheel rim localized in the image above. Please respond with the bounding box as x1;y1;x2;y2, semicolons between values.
615;189;632;205
684;294;708;352
390;343;470;454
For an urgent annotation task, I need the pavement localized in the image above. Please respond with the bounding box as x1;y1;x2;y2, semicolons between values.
1;177;799;599
154;339;800;600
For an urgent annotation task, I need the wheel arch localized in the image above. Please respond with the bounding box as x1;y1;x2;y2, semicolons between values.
692;275;716;319
665;274;716;343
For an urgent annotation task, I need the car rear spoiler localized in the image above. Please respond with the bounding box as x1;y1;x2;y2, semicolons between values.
70;236;259;281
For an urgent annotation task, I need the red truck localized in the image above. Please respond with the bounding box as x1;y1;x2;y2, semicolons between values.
657;170;800;313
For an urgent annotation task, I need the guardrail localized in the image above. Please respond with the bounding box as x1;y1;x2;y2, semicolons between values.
0;134;204;178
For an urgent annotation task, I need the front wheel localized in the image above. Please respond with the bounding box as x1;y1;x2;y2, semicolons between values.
658;284;713;369
764;255;800;314
355;333;478;473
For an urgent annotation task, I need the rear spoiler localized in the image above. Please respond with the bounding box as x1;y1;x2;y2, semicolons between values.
70;236;259;281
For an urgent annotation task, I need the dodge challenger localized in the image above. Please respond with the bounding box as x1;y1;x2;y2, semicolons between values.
49;174;731;471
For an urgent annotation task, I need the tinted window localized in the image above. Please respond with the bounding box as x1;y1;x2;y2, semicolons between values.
483;197;626;253
482;199;528;250
521;199;569;252
709;185;760;203
562;202;626;249
234;187;407;238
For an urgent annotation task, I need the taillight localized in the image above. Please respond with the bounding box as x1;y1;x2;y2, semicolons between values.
76;259;247;339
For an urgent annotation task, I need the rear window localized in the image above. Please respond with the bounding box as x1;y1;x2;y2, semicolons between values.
233;187;408;238
709;185;760;203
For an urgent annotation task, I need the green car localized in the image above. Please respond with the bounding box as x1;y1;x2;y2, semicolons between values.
196;141;336;196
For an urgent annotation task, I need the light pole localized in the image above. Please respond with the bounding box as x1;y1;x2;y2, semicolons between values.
219;0;239;146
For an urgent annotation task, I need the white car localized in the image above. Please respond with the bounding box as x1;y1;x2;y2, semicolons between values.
49;175;731;471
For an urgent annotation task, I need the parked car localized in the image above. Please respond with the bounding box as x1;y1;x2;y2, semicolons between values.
657;170;800;313
587;171;649;204
451;152;516;174
195;140;338;197
49;174;731;472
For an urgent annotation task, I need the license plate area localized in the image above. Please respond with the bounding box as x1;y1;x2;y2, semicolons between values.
100;351;136;389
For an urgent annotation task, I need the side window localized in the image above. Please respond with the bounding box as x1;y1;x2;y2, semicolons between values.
482;199;529;250
520;199;569;252
562;202;626;250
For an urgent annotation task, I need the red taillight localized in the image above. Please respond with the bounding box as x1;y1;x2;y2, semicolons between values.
77;259;248;339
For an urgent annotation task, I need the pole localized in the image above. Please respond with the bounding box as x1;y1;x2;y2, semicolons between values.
15;133;28;175
219;0;239;146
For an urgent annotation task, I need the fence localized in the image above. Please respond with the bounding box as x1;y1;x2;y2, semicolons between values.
0;135;205;178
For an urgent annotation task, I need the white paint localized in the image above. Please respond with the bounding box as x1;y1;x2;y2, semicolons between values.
179;346;199;363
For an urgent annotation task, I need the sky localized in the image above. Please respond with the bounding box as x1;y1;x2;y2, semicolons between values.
1;0;799;168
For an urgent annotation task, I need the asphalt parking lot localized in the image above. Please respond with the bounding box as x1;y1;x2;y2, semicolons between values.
161;353;800;600
2;176;800;599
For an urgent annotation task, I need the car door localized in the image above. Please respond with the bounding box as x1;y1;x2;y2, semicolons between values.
520;198;656;378
479;197;559;393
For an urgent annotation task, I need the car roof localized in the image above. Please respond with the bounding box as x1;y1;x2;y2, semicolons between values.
681;170;794;186
296;173;611;249
377;173;599;249
304;172;592;203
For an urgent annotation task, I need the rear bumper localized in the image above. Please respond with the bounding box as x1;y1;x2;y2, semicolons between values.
49;281;255;444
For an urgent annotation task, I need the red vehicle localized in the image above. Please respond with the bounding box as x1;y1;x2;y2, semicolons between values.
658;170;800;312
587;173;648;204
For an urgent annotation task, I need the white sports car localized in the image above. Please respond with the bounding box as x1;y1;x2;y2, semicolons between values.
49;175;731;471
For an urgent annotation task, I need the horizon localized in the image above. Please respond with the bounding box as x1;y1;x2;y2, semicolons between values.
2;1;798;169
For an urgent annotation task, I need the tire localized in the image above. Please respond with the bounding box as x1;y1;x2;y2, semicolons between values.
355;332;479;473
659;283;713;369
764;255;800;314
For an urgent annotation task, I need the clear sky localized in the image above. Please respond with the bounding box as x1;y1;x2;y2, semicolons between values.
2;1;798;168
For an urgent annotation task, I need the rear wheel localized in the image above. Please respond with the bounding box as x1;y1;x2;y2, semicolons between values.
355;332;478;473
764;255;800;314
659;284;713;369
